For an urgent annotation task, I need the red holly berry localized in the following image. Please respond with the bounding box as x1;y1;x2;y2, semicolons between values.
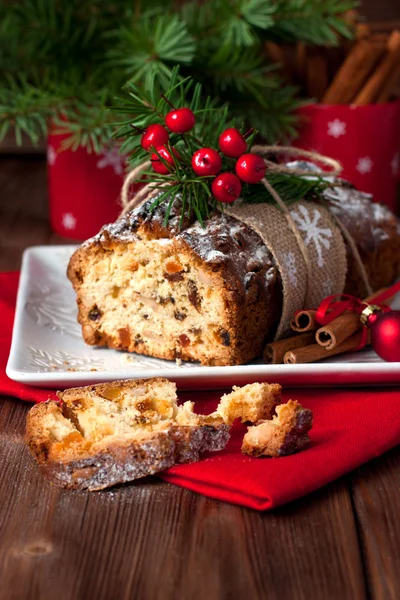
218;128;247;158
151;146;180;174
211;173;242;203
141;124;169;151
235;153;266;183
165;108;196;133
192;148;222;176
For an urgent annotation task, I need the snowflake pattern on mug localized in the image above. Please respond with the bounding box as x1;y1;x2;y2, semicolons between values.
97;147;125;175
283;252;298;287
391;153;399;177
327;119;346;139
62;213;77;230
356;156;373;174
47;145;57;165
290;205;332;268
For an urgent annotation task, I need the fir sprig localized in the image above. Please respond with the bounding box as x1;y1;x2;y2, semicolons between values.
0;0;356;151
114;70;339;226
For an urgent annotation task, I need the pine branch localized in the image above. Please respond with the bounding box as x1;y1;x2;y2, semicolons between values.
107;12;195;89
0;0;357;150
270;0;356;45
0;79;59;145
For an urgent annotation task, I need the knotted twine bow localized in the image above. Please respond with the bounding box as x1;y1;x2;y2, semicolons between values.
120;145;373;331
313;282;400;350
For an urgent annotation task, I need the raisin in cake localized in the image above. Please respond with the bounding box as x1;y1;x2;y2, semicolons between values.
25;378;229;491
68;187;400;366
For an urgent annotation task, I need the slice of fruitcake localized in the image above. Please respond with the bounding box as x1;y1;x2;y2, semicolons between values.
25;378;229;491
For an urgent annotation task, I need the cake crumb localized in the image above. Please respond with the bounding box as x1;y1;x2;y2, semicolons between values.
242;400;313;458
217;382;281;425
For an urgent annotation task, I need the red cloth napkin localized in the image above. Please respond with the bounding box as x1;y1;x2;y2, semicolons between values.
2;272;400;510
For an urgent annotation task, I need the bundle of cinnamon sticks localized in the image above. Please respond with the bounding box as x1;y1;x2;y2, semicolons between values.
266;21;400;105
263;308;366;365
263;290;391;365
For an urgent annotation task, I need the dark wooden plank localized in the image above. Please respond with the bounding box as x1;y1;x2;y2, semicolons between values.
351;447;400;600
0;397;366;600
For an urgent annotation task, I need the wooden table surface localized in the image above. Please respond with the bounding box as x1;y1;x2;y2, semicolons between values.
1;155;400;600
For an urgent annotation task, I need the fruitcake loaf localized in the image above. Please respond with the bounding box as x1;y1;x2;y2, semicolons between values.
68;184;400;366
25;378;230;490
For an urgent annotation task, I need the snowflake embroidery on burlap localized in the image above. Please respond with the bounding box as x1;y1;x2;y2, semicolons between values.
283;252;297;287
97;147;125;175
327;119;346;139
290;205;332;268
322;278;334;297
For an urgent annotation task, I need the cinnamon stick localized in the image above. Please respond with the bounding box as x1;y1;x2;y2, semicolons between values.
284;331;364;364
263;332;316;364
322;39;386;104
265;42;287;78
376;61;400;102
290;309;318;333
315;311;360;350
355;23;371;41
313;288;388;351
353;30;400;105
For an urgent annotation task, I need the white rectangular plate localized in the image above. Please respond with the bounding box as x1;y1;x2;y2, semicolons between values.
6;245;400;389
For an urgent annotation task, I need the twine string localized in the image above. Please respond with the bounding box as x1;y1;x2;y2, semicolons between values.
251;145;343;177
120;160;152;216
260;176;314;303
119;145;371;295
330;216;373;296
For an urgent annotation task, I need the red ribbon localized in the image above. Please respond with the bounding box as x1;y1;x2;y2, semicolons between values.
310;281;400;351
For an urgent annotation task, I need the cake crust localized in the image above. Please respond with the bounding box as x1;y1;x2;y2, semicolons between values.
25;378;230;491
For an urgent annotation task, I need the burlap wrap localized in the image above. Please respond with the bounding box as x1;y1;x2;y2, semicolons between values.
226;201;348;339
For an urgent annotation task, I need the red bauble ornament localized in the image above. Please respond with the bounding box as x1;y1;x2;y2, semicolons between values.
235;153;266;183
218;128;247;158
165;108;196;133
211;172;242;203
370;310;400;362
192;148;222;176
151;146;180;174
141;124;169;151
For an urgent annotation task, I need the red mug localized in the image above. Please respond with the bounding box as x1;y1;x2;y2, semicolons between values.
47;133;125;240
294;100;400;213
